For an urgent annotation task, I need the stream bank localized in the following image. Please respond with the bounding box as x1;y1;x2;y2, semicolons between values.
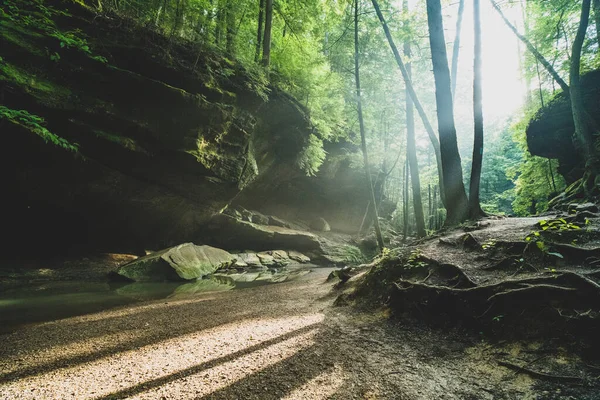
0;266;589;400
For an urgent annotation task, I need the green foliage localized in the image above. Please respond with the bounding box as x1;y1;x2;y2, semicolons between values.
473;121;523;215
0;106;78;152
1;0;106;63
406;249;427;269
330;244;366;265
296;134;327;176
537;218;582;232
524;217;583;258
508;112;566;216
481;239;497;251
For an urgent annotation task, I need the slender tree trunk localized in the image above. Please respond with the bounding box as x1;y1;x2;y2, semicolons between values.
489;0;569;93
261;0;273;67
433;185;438;229
535;60;545;107
469;0;485;219
451;0;465;99
225;0;236;54
403;0;426;237
403;161;409;240
215;0;225;46
428;184;433;230
170;0;182;38
518;0;533;105
355;0;385;250
155;4;164;27
594;0;600;47
570;0;599;173
371;0;446;208
548;159;557;193
426;0;469;225
255;0;265;63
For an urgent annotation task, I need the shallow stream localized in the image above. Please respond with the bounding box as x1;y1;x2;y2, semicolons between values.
0;266;316;334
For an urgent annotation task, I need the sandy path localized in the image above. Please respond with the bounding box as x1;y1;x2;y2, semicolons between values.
0;267;541;399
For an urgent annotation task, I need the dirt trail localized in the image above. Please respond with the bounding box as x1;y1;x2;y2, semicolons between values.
1;261;567;400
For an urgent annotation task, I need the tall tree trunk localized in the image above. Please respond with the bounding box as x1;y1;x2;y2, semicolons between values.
451;0;465;99
489;0;569;93
215;0;226;46
261;0;273;67
570;0;599;175
548;159;557;194
403;0;426;237
170;0;182;39
594;0;600;47
518;0;533;105
428;184;433;230
535;60;545;107
370;0;446;208
355;0;385;250
433;185;439;229
225;0;236;54
155;4;164;27
403;161;409;240
469;0;485;219
255;0;265;63
426;0;469;225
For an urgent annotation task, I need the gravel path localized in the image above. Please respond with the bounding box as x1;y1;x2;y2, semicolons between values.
0;267;544;399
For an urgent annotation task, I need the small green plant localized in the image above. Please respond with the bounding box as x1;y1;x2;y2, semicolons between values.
492;315;504;322
406;249;428;269
481;239;497;250
0;106;78;152
296;134;326;176
49;52;60;62
538;218;582;232
524;217;584;258
2;0;107;63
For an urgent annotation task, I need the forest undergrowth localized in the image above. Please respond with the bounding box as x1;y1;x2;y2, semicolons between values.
336;204;600;395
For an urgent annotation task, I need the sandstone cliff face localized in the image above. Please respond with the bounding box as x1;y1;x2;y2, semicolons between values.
0;3;316;255
526;70;600;183
0;2;378;257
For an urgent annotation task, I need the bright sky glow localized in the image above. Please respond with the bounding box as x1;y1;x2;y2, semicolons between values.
453;0;526;120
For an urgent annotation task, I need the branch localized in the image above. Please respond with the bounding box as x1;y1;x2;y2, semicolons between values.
497;360;584;383
489;0;569;93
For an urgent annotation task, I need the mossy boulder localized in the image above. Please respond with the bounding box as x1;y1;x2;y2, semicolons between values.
526;69;600;182
310;217;331;232
117;243;236;282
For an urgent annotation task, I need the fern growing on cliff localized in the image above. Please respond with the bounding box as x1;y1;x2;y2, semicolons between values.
296;134;327;176
0;106;78;152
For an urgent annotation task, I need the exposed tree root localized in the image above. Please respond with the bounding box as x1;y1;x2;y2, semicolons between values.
497;360;584;383
482;257;538;273
395;256;478;289
391;271;600;336
550;243;600;262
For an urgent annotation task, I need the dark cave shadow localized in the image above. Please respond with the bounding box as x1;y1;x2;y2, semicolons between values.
95;322;322;400
0;281;327;384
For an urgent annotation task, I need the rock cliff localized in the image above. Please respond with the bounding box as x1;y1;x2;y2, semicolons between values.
0;1;382;257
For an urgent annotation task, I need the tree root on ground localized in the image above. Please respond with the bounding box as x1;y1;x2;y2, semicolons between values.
497;360;584;383
549;243;600;263
390;271;600;336
482;257;538;273
394;256;478;289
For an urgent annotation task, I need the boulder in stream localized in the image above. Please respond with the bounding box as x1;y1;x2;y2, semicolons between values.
288;250;311;263
116;243;236;282
310;217;331;232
